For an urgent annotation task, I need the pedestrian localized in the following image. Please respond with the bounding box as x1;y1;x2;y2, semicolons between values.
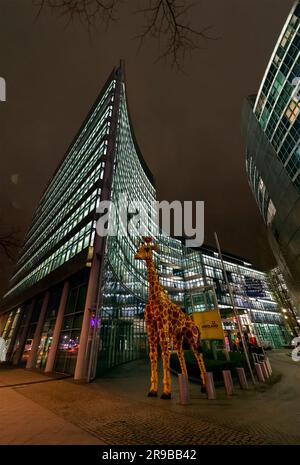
233;337;240;352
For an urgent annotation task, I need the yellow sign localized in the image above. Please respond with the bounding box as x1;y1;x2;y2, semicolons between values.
191;310;224;340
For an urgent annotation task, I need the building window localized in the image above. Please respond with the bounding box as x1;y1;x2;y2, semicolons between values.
54;281;87;375
285;97;300;123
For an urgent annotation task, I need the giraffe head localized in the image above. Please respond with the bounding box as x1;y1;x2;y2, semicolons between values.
134;237;157;261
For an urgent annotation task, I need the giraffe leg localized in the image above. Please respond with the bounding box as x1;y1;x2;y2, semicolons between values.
174;336;188;375
145;305;158;397
158;329;171;399
187;334;207;392
147;328;158;397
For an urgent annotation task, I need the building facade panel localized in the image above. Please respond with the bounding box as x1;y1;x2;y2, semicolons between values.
0;63;291;380
243;1;300;316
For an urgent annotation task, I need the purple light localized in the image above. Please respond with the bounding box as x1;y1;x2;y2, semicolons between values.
90;316;101;328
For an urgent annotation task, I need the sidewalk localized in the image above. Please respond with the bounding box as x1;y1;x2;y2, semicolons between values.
0;350;299;445
0;367;102;445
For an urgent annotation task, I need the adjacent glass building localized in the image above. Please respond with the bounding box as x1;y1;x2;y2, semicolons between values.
0;63;291;382
268;266;300;335
243;1;300;322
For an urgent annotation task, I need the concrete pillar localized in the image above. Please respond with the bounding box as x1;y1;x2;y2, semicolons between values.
260;361;269;380
26;292;49;369
254;362;265;383
74;257;99;381
6;308;23;361
236;367;249;389
45;281;69;373
265;357;272;376
205;372;216;400
74;68;123;382
178;373;190;405
223;370;234;396
0;313;8;335
12;300;35;365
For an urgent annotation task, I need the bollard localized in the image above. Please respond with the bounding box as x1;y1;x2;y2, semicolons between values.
264;361;271;378
254;362;265;382
260;361;269;380
265;357;272;376
222;370;234;396
178;373;190;405
205;372;216;400
236;367;249;389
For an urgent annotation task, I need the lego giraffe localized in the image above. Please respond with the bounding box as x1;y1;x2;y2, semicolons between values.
135;237;206;399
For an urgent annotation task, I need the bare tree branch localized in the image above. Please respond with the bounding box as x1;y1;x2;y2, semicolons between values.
0;221;21;261
34;0;218;68
135;0;217;69
34;0;122;30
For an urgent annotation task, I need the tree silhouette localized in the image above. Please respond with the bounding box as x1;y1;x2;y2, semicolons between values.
0;220;21;261
35;0;216;68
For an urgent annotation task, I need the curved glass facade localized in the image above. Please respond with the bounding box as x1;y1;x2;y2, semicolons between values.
243;1;300;320
105;82;157;302
254;1;300;190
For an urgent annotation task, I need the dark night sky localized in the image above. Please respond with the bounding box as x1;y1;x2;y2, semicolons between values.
0;0;295;296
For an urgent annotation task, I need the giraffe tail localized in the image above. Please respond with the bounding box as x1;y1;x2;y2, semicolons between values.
195;326;203;353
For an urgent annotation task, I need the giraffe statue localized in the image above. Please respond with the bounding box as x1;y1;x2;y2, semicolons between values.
135;237;206;399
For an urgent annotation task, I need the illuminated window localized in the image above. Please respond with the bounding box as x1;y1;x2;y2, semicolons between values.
280;25;294;48
285;97;300;122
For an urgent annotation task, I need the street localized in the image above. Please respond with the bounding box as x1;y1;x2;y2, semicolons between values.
0;350;299;445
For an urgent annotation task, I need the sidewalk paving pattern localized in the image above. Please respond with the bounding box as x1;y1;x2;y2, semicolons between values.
0;350;299;445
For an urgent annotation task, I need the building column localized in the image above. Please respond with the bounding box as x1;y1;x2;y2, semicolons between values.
6;308;23;361
74;257;99;381
74;66;122;381
45;281;69;373
26;291;49;369
12;300;35;365
0;313;8;335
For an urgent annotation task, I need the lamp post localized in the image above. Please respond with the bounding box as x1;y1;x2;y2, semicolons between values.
214;232;256;384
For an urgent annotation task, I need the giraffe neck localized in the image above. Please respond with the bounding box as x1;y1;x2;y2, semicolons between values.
146;259;161;303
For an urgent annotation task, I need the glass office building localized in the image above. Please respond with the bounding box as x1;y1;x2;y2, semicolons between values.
183;246;291;349
268;266;300;335
243;1;300;319
0;63;290;381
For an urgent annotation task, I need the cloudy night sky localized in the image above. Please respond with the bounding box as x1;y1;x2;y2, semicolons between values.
0;0;295;296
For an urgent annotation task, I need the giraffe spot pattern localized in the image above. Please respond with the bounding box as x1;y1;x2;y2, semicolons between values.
135;241;207;394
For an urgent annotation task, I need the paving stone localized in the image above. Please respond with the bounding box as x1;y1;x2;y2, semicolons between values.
0;350;299;445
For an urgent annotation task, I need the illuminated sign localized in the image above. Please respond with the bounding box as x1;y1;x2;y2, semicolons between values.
192;310;224;340
244;276;265;298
